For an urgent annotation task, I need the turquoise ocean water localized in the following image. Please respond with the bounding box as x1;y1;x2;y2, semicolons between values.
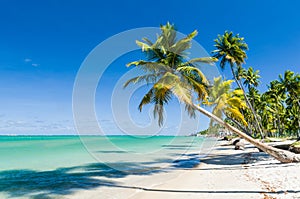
0;135;215;198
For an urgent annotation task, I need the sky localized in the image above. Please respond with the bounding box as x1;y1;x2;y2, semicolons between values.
0;0;299;135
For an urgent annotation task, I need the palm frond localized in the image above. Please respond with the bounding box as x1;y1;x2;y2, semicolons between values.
185;103;196;118
177;66;209;85
138;88;154;111
136;40;152;52
225;107;248;126
152;88;172;126
169;30;198;55
184;57;218;65
142;37;153;46
172;81;193;104
126;60;172;73
123;73;159;88
154;103;164;126
180;73;208;101
227;96;247;109
153;72;179;89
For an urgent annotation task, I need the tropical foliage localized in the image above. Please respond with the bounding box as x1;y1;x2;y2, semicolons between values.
204;77;247;127
124;22;216;126
212;32;265;138
124;23;300;163
259;71;300;138
221;68;300;139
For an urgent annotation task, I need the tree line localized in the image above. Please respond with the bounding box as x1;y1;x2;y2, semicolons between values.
123;22;300;163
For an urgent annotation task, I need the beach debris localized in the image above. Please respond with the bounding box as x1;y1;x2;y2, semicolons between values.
289;141;300;154
232;138;245;150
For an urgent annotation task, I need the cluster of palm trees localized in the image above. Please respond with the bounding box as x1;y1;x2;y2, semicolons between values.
238;67;300;137
207;31;300;140
257;71;300;138
124;23;300;163
214;65;300;139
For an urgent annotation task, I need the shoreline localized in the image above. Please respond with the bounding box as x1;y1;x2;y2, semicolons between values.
68;140;300;199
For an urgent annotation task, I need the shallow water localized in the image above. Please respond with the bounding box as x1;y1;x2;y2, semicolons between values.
0;135;216;198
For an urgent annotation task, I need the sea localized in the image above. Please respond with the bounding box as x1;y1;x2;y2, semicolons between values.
0;135;216;198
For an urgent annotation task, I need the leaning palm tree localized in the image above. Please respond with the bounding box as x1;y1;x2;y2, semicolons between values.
212;32;264;138
124;23;215;125
246;87;262;137
242;67;263;138
124;23;300;163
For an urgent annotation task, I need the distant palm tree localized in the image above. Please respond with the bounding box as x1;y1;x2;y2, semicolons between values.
247;87;261;137
243;67;261;91
247;87;260;110
204;77;249;134
265;81;286;136
276;71;300;137
278;70;300;107
212;32;264;138
258;93;275;136
285;101;300;137
124;23;300;163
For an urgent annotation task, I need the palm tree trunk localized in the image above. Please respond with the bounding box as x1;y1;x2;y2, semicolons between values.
297;119;300;139
249;123;253;136
226;116;251;136
276;111;282;137
229;65;265;139
192;104;300;163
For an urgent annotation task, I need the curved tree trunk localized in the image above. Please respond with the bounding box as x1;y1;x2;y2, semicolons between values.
230;65;265;139
295;103;300;139
192;104;300;163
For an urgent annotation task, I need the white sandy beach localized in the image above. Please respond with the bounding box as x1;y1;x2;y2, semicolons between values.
66;141;300;199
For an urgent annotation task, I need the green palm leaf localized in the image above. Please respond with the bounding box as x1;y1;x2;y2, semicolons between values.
124;23;215;126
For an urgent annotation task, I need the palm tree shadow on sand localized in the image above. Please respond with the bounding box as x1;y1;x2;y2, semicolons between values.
0;162;163;199
1;153;300;198
0;155;202;199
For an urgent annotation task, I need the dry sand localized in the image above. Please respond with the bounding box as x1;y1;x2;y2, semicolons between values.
68;141;300;199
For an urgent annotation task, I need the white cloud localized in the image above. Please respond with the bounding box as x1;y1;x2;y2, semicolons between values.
31;63;40;67
24;58;40;67
24;58;32;62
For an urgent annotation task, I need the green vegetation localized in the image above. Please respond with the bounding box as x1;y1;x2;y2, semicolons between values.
124;23;216;126
225;68;300;139
197;124;225;136
204;77;248;134
208;67;300;139
290;141;300;147
212;32;264;138
204;68;300;140
290;141;300;154
124;23;300;163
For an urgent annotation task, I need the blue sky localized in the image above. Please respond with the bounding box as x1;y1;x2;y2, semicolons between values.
0;0;299;135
